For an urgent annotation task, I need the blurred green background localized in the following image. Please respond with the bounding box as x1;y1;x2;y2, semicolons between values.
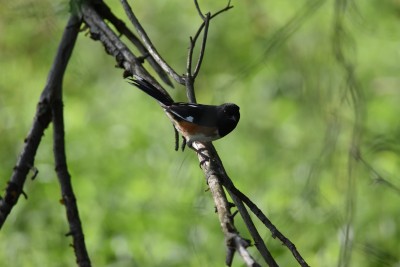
1;0;400;266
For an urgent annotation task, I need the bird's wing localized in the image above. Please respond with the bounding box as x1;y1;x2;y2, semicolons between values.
165;103;218;127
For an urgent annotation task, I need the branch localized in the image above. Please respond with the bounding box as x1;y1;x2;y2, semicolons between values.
194;0;205;20
48;14;91;266
194;143;277;267
119;0;185;84
222;173;310;267
0;15;82;228
0;13;91;266
190;0;234;52
228;192;278;267
53;99;91;267
81;2;171;99
91;1;173;87
193;142;310;266
185;0;233;102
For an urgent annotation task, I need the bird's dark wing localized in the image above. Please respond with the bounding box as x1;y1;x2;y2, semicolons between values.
165;103;219;127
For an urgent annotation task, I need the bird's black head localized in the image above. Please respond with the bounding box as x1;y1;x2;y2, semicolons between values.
217;103;240;137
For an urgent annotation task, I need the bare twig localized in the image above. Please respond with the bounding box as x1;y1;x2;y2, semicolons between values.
228;193;278;267
350;147;400;195
185;1;233;102
233;236;262;267
193;12;210;78
191;0;233;47
120;0;184;84
90;1;173;86
185;52;197;103
194;0;205;20
223;176;310;267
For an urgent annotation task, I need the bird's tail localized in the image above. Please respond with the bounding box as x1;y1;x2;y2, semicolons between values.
128;76;174;106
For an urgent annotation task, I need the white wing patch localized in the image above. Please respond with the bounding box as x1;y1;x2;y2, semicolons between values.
185;116;194;122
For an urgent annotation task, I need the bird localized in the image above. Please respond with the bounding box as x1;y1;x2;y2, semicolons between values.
128;76;240;151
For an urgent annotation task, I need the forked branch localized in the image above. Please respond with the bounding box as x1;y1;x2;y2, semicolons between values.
0;13;92;267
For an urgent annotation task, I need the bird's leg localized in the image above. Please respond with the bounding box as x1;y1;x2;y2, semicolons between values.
189;142;211;166
174;126;179;151
197;148;210;166
181;136;187;151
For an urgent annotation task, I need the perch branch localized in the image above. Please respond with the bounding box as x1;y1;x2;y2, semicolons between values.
193;142;277;267
184;1;270;265
206;166;260;267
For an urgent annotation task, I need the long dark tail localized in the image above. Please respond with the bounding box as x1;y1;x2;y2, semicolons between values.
128;76;174;106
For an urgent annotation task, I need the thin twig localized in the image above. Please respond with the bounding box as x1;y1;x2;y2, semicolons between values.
120;0;184;84
229;193;278;266
350;147;400;195
185;51;197;103
194;0;205;20
191;0;233;46
185;1;233;103
91;1;173;87
195;141;310;266
222;176;310;267
193;13;210;78
234;236;262;267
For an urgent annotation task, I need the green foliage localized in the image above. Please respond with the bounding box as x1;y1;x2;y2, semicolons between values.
1;0;399;266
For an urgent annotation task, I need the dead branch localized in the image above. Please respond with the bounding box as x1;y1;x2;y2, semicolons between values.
120;0;184;84
0;13;92;266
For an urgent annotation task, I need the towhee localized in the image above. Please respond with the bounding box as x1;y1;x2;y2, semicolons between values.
128;76;240;150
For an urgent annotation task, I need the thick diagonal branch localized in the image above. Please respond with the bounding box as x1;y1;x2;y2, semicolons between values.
81;2;169;95
90;1;173;87
193;142;276;267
